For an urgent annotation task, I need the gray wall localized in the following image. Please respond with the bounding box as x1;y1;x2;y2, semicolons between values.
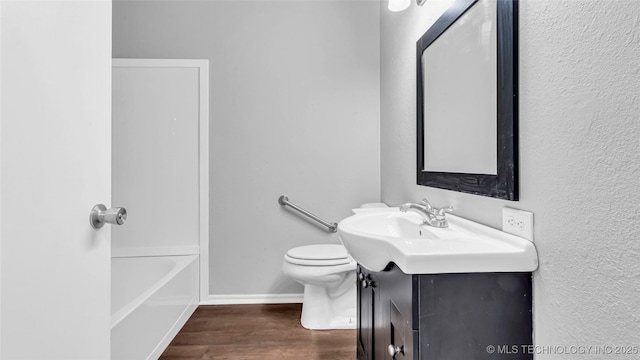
381;0;640;354
113;0;381;297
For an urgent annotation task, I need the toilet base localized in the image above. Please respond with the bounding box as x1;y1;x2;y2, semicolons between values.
302;307;356;330
299;275;357;330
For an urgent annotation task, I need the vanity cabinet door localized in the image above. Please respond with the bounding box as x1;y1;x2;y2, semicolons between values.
376;264;414;360
387;300;412;360
357;266;377;360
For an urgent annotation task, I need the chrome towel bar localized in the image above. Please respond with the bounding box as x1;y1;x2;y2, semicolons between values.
278;195;338;233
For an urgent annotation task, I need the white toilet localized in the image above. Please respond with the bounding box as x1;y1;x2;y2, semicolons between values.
282;243;357;330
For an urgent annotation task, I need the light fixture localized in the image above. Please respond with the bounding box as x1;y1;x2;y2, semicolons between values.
388;0;410;12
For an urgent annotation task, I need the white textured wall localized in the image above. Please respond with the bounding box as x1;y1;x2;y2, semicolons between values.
381;0;640;356
113;0;380;297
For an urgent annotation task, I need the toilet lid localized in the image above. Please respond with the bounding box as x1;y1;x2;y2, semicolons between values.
286;244;351;266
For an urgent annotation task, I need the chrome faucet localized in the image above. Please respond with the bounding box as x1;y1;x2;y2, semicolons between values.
399;198;453;228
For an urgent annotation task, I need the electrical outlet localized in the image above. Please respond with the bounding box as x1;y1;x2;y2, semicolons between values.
502;207;534;241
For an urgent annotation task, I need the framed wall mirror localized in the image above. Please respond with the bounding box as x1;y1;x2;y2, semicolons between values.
416;0;518;200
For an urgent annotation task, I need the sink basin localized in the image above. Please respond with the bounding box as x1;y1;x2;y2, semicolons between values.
337;208;538;274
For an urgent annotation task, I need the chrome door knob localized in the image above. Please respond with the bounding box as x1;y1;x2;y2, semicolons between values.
388;344;403;357
90;204;127;230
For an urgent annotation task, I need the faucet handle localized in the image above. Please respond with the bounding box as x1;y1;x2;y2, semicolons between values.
435;205;453;220
437;205;453;216
420;198;433;211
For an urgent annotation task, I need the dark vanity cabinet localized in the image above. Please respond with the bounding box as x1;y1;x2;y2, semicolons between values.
357;269;375;360
357;264;533;360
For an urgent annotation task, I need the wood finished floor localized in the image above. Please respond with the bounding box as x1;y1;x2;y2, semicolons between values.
159;304;357;360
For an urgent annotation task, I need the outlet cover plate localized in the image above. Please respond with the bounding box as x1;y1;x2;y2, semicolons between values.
502;207;534;242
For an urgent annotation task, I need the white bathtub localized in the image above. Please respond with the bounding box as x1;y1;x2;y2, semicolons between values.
111;255;199;360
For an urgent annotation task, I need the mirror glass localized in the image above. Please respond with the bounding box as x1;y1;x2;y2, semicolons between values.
422;0;497;174
416;0;518;200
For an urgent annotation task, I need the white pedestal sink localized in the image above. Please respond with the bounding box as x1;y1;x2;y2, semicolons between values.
337;207;538;274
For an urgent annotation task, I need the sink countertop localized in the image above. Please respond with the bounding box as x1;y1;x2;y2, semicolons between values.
338;207;539;274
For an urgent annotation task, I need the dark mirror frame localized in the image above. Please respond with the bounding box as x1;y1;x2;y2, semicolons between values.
417;0;519;201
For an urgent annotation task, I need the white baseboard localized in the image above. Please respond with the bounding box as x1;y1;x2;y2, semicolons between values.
202;293;304;305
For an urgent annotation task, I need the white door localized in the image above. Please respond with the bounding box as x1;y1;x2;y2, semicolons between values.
1;1;112;359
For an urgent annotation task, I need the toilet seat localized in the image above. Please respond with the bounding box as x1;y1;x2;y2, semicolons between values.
285;244;351;266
